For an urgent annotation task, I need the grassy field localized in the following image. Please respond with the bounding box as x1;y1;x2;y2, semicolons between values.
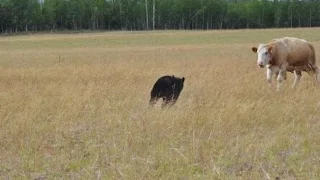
1;28;320;179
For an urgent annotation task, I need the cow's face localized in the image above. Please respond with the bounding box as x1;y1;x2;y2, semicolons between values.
251;44;272;68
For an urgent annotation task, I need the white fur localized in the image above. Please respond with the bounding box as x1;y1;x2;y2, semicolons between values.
253;37;320;91
256;44;271;67
292;71;301;88
266;66;280;89
266;68;273;87
276;69;286;91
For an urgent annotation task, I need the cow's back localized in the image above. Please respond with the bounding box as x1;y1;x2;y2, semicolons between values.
274;37;315;66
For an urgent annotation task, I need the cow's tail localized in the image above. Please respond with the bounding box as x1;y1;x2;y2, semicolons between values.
308;43;320;81
308;43;316;64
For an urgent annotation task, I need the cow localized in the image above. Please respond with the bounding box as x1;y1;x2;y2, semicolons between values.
251;37;320;91
149;75;185;107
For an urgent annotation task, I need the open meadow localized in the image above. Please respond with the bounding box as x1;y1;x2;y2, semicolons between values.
0;28;320;179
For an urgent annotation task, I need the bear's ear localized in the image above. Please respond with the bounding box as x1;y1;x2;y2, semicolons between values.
182;77;185;83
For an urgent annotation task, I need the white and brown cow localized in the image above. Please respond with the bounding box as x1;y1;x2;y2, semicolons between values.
251;37;319;90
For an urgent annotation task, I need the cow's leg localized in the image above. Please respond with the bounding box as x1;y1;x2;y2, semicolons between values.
292;70;302;88
266;67;274;88
305;65;319;85
276;68;286;91
283;72;287;80
314;66;320;83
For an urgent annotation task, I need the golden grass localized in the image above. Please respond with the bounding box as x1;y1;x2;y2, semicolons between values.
1;28;320;179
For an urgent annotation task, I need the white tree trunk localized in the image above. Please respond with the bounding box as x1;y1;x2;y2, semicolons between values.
145;0;149;30
290;11;293;27
152;0;155;30
309;10;312;27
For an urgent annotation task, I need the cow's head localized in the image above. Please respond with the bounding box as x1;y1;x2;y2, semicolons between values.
251;44;273;68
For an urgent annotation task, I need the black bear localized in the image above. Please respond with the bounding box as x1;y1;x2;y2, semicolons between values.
149;75;185;107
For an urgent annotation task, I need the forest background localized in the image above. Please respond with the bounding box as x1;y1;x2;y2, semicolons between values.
1;0;320;33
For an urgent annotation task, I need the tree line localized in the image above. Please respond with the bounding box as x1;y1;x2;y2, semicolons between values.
1;0;320;33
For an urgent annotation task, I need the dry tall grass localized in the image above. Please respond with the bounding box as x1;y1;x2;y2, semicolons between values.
1;28;320;179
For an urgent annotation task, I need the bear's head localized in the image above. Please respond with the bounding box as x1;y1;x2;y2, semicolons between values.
174;77;185;94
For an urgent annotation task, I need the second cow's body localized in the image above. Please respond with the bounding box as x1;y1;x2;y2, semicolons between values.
252;37;319;90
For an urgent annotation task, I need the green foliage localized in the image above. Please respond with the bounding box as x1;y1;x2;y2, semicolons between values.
1;0;320;32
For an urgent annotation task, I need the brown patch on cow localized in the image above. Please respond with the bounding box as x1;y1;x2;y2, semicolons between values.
266;44;276;65
268;46;273;54
266;37;318;74
253;37;319;90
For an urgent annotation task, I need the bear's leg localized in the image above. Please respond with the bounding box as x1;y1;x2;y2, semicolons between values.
161;97;168;108
149;96;159;106
161;94;176;108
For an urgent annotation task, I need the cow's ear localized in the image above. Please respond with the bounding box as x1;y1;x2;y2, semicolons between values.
182;77;185;83
268;46;273;54
251;47;258;53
